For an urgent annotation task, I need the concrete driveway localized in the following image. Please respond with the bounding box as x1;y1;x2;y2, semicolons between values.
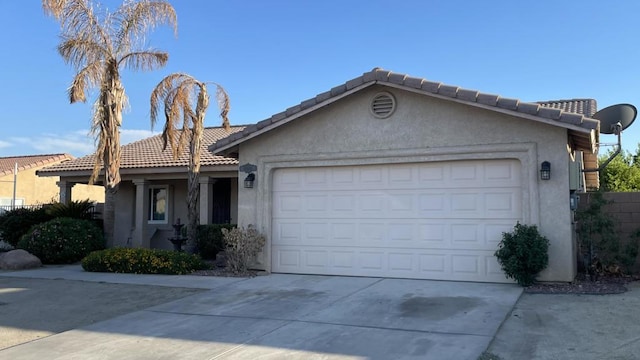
0;267;522;360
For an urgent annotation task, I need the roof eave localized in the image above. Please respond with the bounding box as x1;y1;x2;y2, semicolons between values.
211;82;377;154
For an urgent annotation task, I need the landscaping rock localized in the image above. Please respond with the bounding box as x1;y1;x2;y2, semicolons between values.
0;249;42;270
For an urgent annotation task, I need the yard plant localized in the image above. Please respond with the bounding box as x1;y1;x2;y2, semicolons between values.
18;217;105;264
221;225;265;273
576;191;639;276
0;207;53;247
82;247;208;275
495;222;549;286
195;224;236;259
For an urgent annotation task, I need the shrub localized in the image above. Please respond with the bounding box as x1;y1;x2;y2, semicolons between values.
575;191;639;276
0;207;53;247
195;224;236;259
81;248;209;275
222;225;266;273
0;240;12;253
46;199;98;220
17;217;104;264
495;222;550;286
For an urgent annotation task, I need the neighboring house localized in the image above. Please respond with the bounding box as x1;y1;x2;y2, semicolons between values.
38;128;245;249
211;68;600;283
0;154;104;211
40;68;603;283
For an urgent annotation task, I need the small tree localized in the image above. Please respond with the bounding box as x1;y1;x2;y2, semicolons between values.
495;222;550;286
599;148;640;192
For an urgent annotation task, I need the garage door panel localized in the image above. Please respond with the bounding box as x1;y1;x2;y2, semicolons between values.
274;219;518;250
273;190;519;220
272;245;508;282
272;160;521;283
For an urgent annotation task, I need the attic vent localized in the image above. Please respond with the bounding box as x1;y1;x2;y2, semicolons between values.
370;92;396;118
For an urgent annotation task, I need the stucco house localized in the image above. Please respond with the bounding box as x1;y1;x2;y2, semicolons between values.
211;68;599;283
0;154;103;211
41;68;603;283
38;128;245;249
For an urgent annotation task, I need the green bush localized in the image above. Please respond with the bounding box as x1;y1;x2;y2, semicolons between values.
495;222;550;286
46;199;98;220
17;217;104;264
195;224;236;259
0;207;53;247
81;247;209;275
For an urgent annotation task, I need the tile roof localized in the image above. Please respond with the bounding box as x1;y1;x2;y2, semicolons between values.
38;126;244;174
0;154;72;177
537;99;598;117
211;68;599;153
538;98;601;189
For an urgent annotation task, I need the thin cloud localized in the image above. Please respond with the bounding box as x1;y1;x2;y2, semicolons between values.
120;129;159;145
5;128;159;157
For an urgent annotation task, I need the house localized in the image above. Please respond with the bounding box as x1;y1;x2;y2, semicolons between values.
210;68;600;283
40;68;602;283
38;128;245;249
0;154;104;211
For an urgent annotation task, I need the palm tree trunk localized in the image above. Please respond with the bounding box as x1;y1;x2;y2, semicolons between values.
101;66;124;247
186;129;201;249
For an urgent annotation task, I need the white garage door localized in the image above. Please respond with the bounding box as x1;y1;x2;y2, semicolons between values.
271;160;522;282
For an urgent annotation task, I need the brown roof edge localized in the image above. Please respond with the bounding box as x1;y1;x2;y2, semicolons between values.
210;68;599;154
0;153;73;177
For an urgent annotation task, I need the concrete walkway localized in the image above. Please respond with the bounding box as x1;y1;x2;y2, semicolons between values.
0;266;522;360
487;282;640;360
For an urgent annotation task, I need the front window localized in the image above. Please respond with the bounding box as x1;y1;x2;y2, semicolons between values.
149;187;167;223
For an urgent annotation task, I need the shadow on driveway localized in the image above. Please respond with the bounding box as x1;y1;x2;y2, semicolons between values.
0;272;522;360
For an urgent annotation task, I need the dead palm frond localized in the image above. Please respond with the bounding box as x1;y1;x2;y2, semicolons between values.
150;73;231;246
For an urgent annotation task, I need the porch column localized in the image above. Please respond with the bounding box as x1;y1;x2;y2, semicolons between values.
199;177;216;224
56;180;74;204
132;179;149;248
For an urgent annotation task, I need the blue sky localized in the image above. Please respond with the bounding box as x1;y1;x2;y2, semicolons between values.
1;1;639;157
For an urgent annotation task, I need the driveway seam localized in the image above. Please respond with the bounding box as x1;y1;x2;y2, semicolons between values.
146;309;491;338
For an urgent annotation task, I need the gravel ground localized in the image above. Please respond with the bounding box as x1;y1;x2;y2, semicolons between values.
525;275;636;295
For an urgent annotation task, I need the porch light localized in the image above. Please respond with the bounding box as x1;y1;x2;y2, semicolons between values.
540;161;551;180
244;173;255;188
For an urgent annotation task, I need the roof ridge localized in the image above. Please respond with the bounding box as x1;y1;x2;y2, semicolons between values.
38;126;246;174
0;153;72;160
211;68;599;152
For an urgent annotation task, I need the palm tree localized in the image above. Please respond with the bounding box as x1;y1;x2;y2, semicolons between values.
42;0;177;246
150;73;230;248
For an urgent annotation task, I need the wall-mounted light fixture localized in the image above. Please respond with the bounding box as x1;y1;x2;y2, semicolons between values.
540;161;551;180
239;163;258;189
244;173;255;188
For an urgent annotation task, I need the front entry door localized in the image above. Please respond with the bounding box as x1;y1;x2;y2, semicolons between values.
212;178;231;224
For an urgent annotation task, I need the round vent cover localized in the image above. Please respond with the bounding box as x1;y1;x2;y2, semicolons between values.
370;92;396;118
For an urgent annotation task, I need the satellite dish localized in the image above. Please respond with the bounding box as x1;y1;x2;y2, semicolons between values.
592;103;637;134
583;103;637;174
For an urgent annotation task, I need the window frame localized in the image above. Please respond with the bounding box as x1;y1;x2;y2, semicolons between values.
148;186;169;224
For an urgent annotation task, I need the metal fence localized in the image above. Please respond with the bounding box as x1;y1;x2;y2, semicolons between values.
0;204;45;214
0;204;102;218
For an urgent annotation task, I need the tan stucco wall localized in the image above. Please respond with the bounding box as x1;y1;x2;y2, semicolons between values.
0;163;104;205
236;85;576;282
